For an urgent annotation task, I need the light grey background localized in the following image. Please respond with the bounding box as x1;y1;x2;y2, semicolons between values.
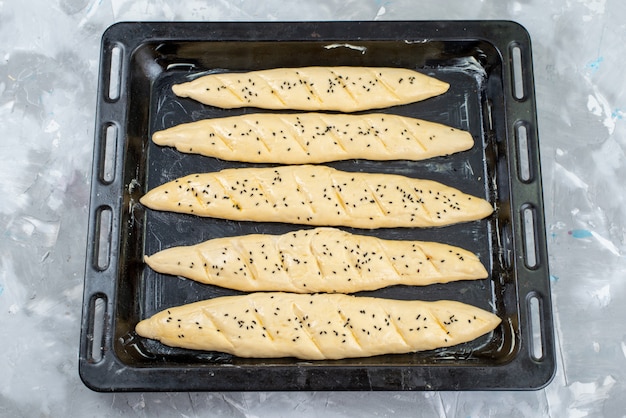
1;0;625;416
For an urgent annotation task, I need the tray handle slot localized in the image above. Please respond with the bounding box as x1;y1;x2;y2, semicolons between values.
515;121;532;182
85;293;108;363
521;204;539;269
527;293;545;361
99;123;118;184
106;44;122;101
94;205;113;271
510;43;525;100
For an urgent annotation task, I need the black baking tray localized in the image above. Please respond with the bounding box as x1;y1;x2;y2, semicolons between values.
79;21;555;391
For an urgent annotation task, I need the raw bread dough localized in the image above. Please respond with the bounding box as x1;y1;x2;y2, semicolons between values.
172;66;449;112
145;227;488;292
139;164;493;229
135;292;501;360
152;113;474;163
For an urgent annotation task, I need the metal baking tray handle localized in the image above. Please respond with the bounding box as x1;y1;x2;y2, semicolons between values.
80;38;129;388
504;30;555;383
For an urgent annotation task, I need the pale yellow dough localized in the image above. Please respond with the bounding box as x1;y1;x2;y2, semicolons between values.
135;292;501;360
172;66;449;112
139;165;493;229
152;113;473;164
145;227;488;293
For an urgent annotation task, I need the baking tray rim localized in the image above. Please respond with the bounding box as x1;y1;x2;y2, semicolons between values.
79;20;555;392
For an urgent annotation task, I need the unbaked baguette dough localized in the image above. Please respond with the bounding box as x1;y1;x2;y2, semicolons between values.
135;292;501;360
172;67;449;112
139;165;493;229
152;113;473;164
145;227;488;293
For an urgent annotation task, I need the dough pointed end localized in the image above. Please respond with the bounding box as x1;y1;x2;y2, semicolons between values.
477;199;495;219
143;253;154;268
151;130;166;145
458;130;475;151
479;311;502;336
476;262;489;279
139;187;169;211
144;249;184;275
172;83;190;98
435;79;450;95
138;193;149;206
135;318;156;339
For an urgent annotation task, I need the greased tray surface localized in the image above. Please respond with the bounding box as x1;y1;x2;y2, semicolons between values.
79;21;555;391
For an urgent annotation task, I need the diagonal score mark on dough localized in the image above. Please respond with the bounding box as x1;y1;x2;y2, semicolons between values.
308;239;326;279
213;75;245;103
253;176;275;208
318;115;349;153
254;73;287;106
240;117;272;153
331;179;350;214
278;115;309;153
299;70;323;105
291;171;317;214
358;115;390;152
291;302;324;356
409;187;432;223
252;310;274;341
384;309;411;348
210;125;235;152
232;238;258;281
422;250;441;274
191;183;208;208
397;117;427;152
377;243;405;279
329;68;358;104
336;306;363;349
197;248;214;282
366;67;401;99
201;310;236;350
429;308;451;341
213;174;243;211
366;184;390;216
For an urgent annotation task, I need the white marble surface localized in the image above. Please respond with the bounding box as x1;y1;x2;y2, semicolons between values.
1;0;625;416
